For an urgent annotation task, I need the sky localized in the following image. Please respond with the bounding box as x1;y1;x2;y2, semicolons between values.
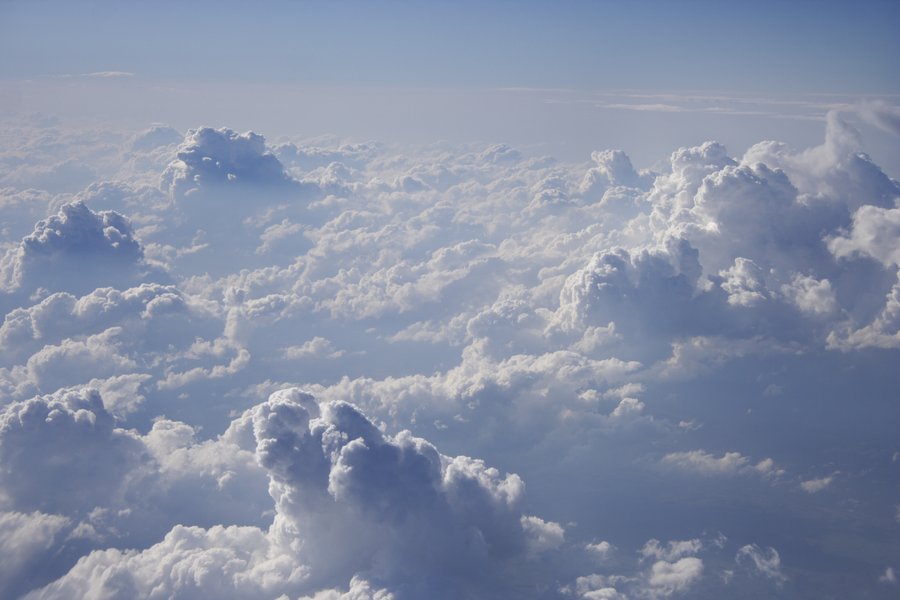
3;0;900;91
1;1;900;599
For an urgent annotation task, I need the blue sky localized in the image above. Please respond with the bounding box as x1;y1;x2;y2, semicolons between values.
5;0;899;174
3;0;899;92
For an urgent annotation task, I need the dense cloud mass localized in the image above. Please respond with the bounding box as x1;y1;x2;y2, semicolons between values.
0;113;898;599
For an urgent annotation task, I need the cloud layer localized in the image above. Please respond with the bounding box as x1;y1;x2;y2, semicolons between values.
0;113;898;598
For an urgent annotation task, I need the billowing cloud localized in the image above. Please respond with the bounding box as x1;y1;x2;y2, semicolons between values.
1;110;898;599
0;201;152;302
161;127;302;199
25;389;563;599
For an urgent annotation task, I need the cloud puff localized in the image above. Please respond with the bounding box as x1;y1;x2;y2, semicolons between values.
578;149;654;202
0;388;146;515
799;474;834;493
828;205;900;268
0;283;226;411
129;124;182;152
0;201;151;301
661;450;779;478
647;557;703;597
153;127;323;275
161;127;298;199
251;389;560;597
27;389;563;599
28;524;307;600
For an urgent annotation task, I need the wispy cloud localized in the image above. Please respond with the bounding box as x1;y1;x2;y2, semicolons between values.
57;71;135;79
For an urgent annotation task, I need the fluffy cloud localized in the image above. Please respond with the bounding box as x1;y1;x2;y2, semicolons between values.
1;112;898;599
161;127;297;198
828;205;900;267
0;388;146;515
0;201;151;302
799;474;834;493
0;283;226;410
26;389;563;599
647;557;704;597
252;389;560;597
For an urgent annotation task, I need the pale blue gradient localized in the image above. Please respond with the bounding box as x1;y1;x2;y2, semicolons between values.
1;0;899;93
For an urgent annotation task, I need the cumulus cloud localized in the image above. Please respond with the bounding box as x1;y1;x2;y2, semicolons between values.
0;388;146;515
585;540;614;561
828;205;900;267
26;389;564;599
647;557;703;597
161;127;301;199
1;111;898;599
283;336;345;359
0;283;226;410
0;201;151;301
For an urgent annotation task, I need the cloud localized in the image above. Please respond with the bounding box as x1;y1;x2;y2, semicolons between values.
27;524;307;600
828;205;900;267
161;127;299;199
578;149;653;203
858;101;900;137
283;337;345;360
641;538;703;562
0;283;226;409
26;389;564;598
735;544;786;583
57;71;135;78
0;388;146;515
129;124;182;152
0;511;70;598
585;540;614;561
253;389;560;597
799;475;834;493
0;201;151;301
661;450;778;478
2;112;899;599
647;557;704;597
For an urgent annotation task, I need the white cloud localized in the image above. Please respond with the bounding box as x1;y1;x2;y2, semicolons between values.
0;388;146;515
161;127;299;199
1;111;899;598
0;201;150;300
585;540;614;561
662;450;780;479
647;557;703;597
0;511;70;598
641;538;703;562
284;337;345;360
800;475;834;493
735;544;786;583
828;205;900;267
24;389;564;598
